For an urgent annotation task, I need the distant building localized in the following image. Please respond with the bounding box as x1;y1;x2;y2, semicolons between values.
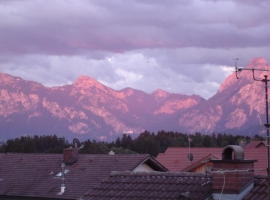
156;141;268;175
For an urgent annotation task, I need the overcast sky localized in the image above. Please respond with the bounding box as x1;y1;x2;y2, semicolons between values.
1;0;270;99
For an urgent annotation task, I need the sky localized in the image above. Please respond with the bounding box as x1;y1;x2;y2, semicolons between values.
1;0;270;99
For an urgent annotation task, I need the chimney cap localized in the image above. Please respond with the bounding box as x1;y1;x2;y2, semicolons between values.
222;145;244;160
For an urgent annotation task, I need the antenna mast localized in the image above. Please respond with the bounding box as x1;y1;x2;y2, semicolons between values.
235;60;270;200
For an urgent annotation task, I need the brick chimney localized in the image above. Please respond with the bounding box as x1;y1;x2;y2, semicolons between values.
63;147;78;164
211;145;257;200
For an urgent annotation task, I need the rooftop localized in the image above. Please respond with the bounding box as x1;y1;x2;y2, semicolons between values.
0;153;166;199
83;171;270;200
156;147;222;172
243;175;268;200
84;171;212;200
156;145;269;175
244;141;265;148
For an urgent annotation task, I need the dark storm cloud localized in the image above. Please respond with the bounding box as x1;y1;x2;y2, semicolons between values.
1;0;270;54
0;0;270;99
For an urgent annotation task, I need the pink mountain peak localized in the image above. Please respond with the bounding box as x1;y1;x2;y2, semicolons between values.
218;57;269;94
121;87;134;96
73;76;103;89
0;72;21;84
151;88;169;99
247;57;267;68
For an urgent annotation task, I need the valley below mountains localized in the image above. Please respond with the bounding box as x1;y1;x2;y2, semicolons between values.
0;57;269;141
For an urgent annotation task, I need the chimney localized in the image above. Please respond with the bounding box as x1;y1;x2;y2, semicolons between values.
211;145;257;200
239;140;246;147
63;147;78;164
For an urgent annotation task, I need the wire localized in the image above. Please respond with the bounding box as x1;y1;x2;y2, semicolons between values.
211;169;253;174
219;171;226;200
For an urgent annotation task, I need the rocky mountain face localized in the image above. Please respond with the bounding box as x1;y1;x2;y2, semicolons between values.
0;57;268;141
177;57;270;136
0;73;204;141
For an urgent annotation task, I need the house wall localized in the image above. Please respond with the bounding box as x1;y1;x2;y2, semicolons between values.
190;162;213;173
190;164;206;173
133;163;155;172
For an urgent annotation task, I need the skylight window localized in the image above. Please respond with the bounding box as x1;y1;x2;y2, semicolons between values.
55;169;69;177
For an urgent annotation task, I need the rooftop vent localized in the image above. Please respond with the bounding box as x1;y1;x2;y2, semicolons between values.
222;145;244;160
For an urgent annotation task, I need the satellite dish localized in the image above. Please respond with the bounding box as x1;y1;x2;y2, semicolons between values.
188;153;193;161
73;138;81;149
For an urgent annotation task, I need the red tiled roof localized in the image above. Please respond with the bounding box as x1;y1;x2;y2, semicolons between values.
244;141;265;148
84;171;213;200
0;153;165;199
182;154;218;172
243;148;269;175
156;147;269;175
156;147;223;172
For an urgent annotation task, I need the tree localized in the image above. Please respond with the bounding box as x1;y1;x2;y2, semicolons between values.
121;134;133;149
202;135;212;147
115;137;121;147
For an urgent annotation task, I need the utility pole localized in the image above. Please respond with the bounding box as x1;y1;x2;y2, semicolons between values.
188;135;191;165
235;60;270;200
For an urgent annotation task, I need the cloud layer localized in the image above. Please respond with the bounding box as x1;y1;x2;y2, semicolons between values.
1;0;270;99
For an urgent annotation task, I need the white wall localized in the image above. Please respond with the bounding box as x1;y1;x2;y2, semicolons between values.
132;163;155;172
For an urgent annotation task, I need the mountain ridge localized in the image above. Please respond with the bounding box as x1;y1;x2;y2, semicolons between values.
0;71;204;140
0;57;269;140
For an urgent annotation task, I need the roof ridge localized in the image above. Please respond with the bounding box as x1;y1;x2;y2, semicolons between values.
110;171;208;177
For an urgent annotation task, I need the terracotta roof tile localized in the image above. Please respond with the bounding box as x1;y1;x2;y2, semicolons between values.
156;147;223;172
0;153;165;199
244;148;269;175
243;175;268;200
245;141;265;148
182;154;218;172
84;171;213;200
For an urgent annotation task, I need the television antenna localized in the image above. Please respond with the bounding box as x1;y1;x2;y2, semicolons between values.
235;59;270;199
188;136;193;164
233;58;242;79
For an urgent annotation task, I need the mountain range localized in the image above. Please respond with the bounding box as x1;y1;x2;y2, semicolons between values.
0;57;269;141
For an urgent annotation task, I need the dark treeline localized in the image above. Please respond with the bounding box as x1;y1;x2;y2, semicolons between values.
1;135;70;154
112;131;263;156
0;131;264;157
